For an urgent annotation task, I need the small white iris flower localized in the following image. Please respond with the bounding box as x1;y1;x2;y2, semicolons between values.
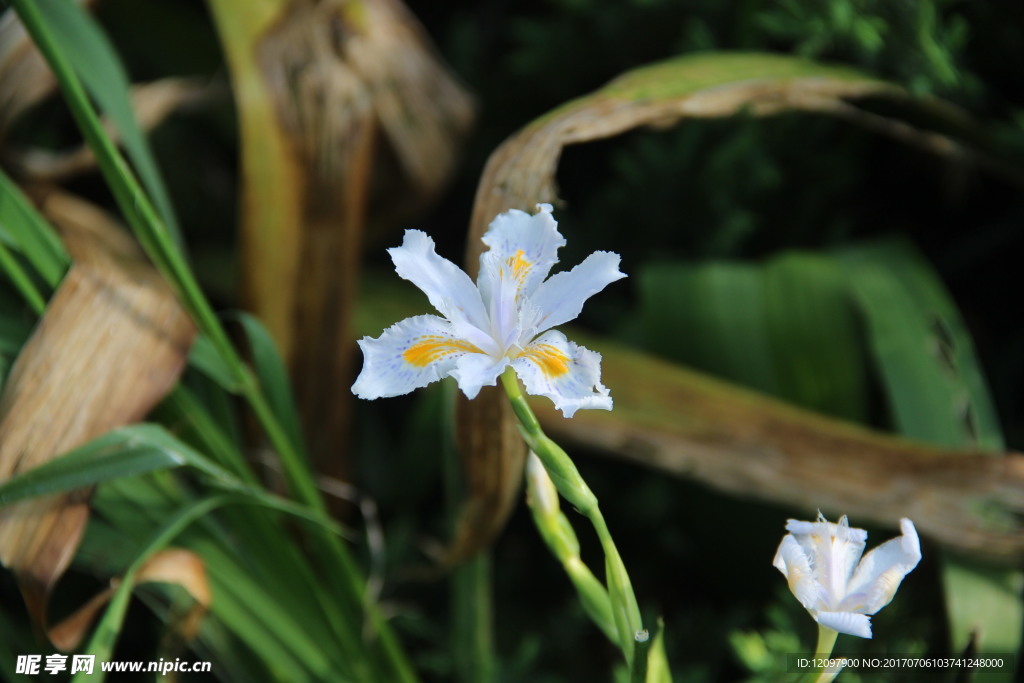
773;514;921;639
352;204;626;417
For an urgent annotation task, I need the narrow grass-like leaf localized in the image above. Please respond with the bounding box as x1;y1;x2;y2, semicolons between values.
88;472;344;672
0;168;69;286
844;239;1004;449
0;423;346;541
838;239;1020;666
79;483;361;682
645;620;671;683
0;238;46;313
73;496;226;682
838;245;977;445
10;4;430;674
233;312;306;450
0;424;232;505
159;384;252;483
187;333;245;393
33;0;181;246
192;539;336;681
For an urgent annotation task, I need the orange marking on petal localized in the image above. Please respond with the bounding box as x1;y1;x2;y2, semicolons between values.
403;335;482;367
520;343;570;377
507;249;532;282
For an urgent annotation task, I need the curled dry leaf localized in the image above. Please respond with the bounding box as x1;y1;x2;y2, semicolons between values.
450;52;1001;564
47;548;210;652
0;187;195;642
131;547;211;645
443;386;525;567
208;0;473;474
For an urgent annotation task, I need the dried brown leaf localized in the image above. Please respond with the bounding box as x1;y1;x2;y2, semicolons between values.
0;188;195;638
451;52;991;563
210;0;474;477
355;281;1024;564
538;334;1024;563
48;548;210;652
11;78;215;182
133;548;211;644
443;386;525;567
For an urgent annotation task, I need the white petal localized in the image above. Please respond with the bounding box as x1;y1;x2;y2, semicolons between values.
815;611;873;639
477;204;565;310
510;330;611;418
449;353;508;400
528;251;626;333
352;315;486;399
773;535;823;612
785;515;866;608
844;518;921;615
388;230;490;333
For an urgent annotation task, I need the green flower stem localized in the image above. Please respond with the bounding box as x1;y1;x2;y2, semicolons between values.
501;367;644;664
525;454;618;643
804;625;842;683
12;2;415;680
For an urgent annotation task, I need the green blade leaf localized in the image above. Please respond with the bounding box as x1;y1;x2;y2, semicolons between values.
0;424;235;505
635;252;867;420
233;312;306;449
0;167;70;287
187;333;245;393
34;0;181;247
840;239;1003;449
838;238;1020;668
837;240;998;447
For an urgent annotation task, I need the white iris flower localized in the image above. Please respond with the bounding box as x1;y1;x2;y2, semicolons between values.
773;514;921;639
352;204;626;418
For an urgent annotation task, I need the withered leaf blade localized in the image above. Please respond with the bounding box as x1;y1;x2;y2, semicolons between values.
444;385;525;568
354;281;1024;564
469;52;923;240
208;0;474;476
452;52;999;563
48;548;210;652
538;333;1024;564
131;547;211;645
0;188;195;640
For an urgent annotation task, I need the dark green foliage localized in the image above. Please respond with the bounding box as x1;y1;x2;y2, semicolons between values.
2;0;1023;681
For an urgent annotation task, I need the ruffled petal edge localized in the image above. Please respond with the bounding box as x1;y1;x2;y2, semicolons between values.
511;330;612;418
352;315;485;399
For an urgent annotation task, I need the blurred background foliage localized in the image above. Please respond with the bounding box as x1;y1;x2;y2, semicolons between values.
2;0;1024;681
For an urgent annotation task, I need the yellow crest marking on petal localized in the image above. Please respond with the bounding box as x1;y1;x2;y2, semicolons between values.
519;343;569;377
508;249;532;282
403;335;483;367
